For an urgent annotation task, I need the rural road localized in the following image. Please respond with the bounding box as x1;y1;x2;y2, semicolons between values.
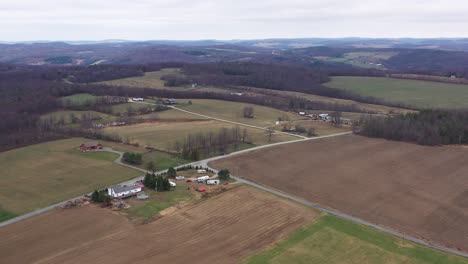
135;101;308;139
1;105;466;258
0;132;347;228
199;167;468;258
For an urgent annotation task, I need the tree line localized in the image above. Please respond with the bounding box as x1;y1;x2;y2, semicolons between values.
173;126;250;160
358;110;468;146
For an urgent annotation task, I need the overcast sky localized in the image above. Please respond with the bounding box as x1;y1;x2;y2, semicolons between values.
1;0;467;41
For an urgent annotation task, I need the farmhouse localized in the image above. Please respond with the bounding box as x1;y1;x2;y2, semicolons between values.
108;184;142;198
79;141;103;152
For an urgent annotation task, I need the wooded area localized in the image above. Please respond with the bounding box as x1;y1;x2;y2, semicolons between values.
358;110;468;145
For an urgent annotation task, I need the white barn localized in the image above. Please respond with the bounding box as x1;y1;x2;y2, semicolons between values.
108;185;142;198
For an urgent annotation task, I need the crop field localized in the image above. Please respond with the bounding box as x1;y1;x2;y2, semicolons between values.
0;186;318;264
176;99;300;127
99;68;184;89
102;120;297;150
210;134;468;252
325;76;468;109
41;110;116;125
58;93;99;106
108;102;156;115
138;108;208;120
0;138;140;215
248;214;468;264
274;120;351;136
252;88;413;115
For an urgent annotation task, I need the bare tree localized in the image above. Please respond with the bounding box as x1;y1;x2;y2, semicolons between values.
330;111;342;127
243;106;254;118
265;128;274;142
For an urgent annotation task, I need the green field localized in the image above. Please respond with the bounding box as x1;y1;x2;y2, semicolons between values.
177;99;301;127
139;151;190;171
125;182;194;220
102;120;296;151
99;68;184;89
325;76;468;109
138;108;208;120
109;102;157;115
58;93;99;106
0;208;16;222
248;214;468;264
0;138;141;215
41;110;116;125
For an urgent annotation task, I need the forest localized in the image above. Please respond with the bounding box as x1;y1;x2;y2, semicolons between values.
358;110;468;145
0;59;465;152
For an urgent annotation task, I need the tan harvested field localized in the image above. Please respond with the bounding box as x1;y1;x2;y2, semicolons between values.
210;134;468;251
274;120;352;136
102;120;297;150
0;186;318;264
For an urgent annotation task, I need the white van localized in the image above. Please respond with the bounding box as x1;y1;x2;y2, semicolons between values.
196;176;210;183
197;169;207;174
169;181;177;188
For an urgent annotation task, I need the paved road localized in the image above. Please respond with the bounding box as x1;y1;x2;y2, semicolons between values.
1;128;466;258
0;132;347;228
226;175;468;258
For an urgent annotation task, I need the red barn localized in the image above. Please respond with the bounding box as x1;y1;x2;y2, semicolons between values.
79;141;103;152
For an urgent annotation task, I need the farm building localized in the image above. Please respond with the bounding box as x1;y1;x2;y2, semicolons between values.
79;141;103;152
108;185;142;198
164;98;177;105
207;179;220;185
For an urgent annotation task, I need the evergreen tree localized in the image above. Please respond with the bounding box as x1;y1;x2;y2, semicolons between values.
167;167;177;178
218;169;231;181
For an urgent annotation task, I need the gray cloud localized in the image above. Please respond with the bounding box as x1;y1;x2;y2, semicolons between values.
1;0;467;40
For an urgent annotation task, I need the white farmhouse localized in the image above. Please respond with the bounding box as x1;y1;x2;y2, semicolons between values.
108;185;142;198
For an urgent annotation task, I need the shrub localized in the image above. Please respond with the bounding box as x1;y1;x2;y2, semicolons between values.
218;169;231;181
122;152;143;165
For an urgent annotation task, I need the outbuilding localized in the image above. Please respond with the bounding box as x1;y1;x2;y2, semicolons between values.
164;98;177;105
206;179;220;185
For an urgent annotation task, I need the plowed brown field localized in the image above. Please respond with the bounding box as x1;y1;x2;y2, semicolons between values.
210;134;468;251
0;186;317;264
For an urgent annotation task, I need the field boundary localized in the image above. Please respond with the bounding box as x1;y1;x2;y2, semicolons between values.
2;131;466;258
134;101;308;139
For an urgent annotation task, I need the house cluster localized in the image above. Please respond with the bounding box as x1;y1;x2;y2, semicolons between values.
79;141;103;152
298;112;331;121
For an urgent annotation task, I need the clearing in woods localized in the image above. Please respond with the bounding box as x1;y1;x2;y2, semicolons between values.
0;186;318;264
98;68;185;89
101;120;297;151
210;134;468;252
324;76;468;109
0;138;140;216
58;93;99;106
